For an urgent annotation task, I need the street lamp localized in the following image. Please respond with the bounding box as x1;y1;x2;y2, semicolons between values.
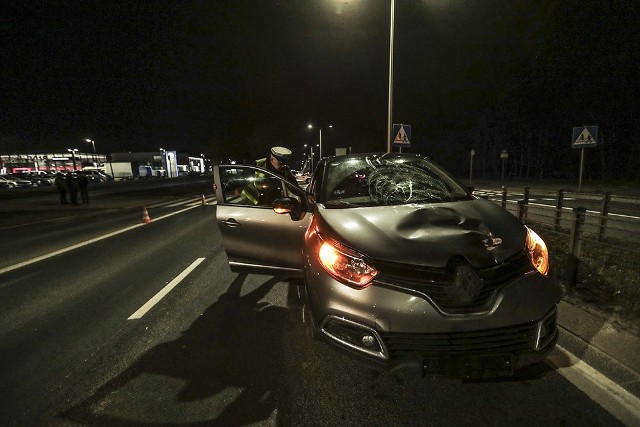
387;0;395;153
85;139;96;165
307;124;333;160
303;143;315;173
67;148;79;171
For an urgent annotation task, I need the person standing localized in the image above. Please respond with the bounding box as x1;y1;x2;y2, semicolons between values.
66;172;79;205
54;172;68;204
77;171;90;204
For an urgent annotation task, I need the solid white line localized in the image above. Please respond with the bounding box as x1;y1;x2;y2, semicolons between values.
128;257;205;320
547;345;640;426
0;204;201;275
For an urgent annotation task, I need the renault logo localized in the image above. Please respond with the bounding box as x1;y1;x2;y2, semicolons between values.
445;265;483;305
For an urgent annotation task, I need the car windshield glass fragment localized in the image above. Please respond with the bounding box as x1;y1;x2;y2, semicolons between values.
322;155;469;207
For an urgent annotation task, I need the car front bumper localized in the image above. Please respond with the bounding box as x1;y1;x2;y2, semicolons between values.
304;260;561;377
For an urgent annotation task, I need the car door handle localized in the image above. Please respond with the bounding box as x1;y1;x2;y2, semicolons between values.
221;218;240;227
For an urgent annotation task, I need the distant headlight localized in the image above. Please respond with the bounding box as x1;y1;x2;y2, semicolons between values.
526;227;549;276
316;234;378;288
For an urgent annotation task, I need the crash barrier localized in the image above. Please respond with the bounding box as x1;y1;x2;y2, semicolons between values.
481;186;640;322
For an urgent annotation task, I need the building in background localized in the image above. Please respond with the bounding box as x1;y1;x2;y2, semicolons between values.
0;151;107;173
1;149;209;178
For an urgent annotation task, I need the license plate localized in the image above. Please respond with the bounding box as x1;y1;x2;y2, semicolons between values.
423;354;514;378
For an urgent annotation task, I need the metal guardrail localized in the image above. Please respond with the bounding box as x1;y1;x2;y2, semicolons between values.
476;186;640;292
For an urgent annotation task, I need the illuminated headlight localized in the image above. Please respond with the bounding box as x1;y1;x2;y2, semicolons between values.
526;227;549;276
316;234;378;288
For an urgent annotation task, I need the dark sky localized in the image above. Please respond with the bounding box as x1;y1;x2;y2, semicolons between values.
2;1;639;179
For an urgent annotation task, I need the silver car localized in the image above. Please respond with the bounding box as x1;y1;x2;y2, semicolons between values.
1;174;35;189
214;153;560;378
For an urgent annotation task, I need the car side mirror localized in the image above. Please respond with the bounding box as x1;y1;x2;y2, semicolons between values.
273;197;303;220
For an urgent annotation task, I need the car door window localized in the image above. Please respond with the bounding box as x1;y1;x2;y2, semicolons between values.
219;166;285;207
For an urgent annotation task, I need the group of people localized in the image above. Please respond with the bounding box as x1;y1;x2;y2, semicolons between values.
54;171;90;205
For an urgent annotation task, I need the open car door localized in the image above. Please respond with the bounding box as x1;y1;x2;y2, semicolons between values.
214;165;312;277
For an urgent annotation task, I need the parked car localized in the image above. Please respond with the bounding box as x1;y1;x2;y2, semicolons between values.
81;169;112;182
0;176;18;189
213;153;561;378
1;174;34;188
13;172;54;187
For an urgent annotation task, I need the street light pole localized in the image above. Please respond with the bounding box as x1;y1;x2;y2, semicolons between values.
307;124;333;160
386;0;395;153
85;139;96;165
68;148;78;171
304;144;312;173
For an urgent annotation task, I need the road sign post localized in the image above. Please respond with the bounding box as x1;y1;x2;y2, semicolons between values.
572;126;598;192
469;149;475;185
500;149;508;181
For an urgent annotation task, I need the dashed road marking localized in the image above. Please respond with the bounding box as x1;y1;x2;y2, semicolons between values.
128;257;205;320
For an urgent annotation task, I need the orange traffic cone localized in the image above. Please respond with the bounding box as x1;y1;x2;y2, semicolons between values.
142;207;152;224
201;194;207;206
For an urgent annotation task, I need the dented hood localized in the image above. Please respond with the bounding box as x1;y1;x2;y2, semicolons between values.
315;198;527;268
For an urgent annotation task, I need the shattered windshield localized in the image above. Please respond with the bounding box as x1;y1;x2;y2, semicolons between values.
321;155;470;207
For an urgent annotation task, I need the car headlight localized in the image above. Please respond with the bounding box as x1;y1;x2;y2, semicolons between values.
316;234;378;288
526;227;549;276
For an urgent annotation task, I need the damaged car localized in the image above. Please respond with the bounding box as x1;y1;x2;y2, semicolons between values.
213;153;561;378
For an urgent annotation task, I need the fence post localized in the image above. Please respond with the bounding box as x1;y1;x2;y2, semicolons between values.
554;190;564;231
598;191;611;242
523;186;530;204
517;199;528;223
501;186;507;208
565;207;586;287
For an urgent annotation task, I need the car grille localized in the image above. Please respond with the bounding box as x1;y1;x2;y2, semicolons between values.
380;312;556;361
373;250;535;314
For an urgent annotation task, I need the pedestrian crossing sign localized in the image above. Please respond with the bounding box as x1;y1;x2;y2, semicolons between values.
393;124;411;146
572;126;598;148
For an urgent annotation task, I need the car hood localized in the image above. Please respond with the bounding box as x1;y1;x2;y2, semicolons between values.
315;198;527;268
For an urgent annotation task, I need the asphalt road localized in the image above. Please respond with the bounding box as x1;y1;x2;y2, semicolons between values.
0;183;637;425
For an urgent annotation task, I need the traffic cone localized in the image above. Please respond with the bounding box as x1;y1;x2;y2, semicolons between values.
201;194;207;206
142;207;152;224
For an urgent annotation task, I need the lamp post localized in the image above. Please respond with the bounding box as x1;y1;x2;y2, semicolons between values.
303;143;315;173
85;139;96;165
386;0;395;153
159;148;166;177
307;124;333;160
67;148;78;171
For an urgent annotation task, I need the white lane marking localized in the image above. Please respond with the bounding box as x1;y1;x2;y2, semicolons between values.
547;346;640;426
128;257;205;320
0;204;201;275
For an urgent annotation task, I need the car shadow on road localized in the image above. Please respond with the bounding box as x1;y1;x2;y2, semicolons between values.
60;273;297;425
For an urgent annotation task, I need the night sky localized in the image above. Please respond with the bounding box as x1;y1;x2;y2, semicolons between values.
2;1;639;179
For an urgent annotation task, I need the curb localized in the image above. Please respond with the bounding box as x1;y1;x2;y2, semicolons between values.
557;301;640;399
